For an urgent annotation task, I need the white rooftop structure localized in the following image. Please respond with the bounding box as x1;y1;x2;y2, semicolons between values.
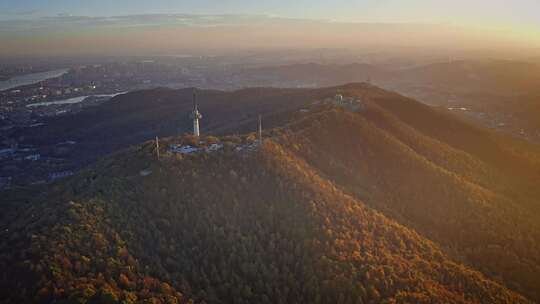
170;145;199;154
205;143;224;153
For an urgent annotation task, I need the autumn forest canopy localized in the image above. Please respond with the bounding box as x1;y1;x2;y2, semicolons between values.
1;83;540;303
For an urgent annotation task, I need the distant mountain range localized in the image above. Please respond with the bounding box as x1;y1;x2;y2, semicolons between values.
237;60;540;141
2;83;540;303
398;60;540;92
235;63;388;87
239;60;540;92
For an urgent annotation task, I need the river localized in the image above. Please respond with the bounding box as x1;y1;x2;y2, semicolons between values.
26;92;128;107
0;69;69;91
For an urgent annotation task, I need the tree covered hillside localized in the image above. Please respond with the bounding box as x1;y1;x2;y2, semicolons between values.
0;131;530;303
2;83;539;303
279;88;540;301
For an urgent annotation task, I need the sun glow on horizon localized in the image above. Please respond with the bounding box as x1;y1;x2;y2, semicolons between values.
0;1;539;56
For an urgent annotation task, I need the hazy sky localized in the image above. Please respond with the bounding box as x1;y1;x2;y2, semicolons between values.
1;1;539;57
1;0;539;28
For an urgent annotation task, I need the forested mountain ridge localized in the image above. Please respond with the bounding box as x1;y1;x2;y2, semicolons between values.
0;136;530;304
277;86;540;300
2;83;540;303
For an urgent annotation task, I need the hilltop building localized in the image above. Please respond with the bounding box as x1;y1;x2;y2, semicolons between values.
330;94;365;112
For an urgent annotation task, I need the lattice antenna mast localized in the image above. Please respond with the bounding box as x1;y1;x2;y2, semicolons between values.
258;115;262;143
155;136;160;160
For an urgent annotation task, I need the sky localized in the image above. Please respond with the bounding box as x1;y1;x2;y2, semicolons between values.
0;0;539;57
1;0;540;28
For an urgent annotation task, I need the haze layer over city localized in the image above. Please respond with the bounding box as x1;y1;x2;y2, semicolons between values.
1;1;540;304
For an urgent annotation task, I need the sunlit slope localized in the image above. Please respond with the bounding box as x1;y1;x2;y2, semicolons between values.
0;134;529;303
280;93;540;300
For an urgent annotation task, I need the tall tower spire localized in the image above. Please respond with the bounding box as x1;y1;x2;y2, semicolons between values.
190;88;202;137
258;115;262;143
